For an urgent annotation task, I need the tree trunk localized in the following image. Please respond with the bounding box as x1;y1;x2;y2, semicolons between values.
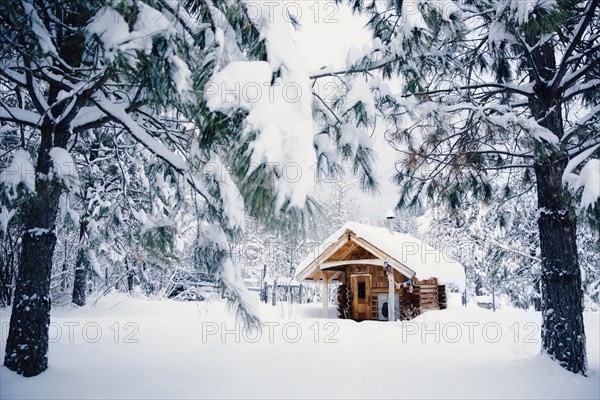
527;38;587;374
272;279;277;306
4;6;85;372
126;261;134;293
72;265;87;307
72;221;89;306
535;160;586;374
4;156;63;376
61;262;68;291
260;264;267;303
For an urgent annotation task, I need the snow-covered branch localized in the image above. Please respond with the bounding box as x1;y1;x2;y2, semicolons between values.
92;93;188;172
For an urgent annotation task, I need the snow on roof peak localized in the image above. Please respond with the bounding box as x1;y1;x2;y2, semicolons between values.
295;221;465;290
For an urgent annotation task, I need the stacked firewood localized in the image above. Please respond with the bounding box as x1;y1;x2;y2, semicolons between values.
437;285;447;309
400;302;421;320
400;286;421;320
413;284;440;312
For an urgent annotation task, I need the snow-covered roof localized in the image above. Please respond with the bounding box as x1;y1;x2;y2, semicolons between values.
294;221;465;290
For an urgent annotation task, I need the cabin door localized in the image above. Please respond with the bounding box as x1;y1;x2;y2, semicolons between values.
351;275;371;321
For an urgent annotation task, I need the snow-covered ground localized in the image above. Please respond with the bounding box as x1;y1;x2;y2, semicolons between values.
1;293;598;399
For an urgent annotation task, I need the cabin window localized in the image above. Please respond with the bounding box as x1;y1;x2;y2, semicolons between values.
357;281;366;299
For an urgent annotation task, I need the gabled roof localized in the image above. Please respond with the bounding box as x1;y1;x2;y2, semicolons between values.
294;221;465;290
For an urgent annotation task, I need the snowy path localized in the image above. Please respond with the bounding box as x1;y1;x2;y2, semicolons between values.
1;294;598;399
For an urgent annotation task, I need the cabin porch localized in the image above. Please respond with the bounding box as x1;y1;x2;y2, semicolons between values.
317;265;447;321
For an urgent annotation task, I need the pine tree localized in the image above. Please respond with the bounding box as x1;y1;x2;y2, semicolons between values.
331;0;599;374
1;0;182;375
0;0;380;376
0;0;283;376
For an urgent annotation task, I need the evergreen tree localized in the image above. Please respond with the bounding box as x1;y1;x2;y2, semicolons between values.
0;0;379;376
331;0;599;373
0;0;222;376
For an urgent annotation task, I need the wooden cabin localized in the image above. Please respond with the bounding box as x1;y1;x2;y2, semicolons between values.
295;221;464;321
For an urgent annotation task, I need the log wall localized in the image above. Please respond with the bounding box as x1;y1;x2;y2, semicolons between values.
335;267;448;321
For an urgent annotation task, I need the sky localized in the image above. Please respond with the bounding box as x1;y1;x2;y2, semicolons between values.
288;1;403;223
289;1;370;70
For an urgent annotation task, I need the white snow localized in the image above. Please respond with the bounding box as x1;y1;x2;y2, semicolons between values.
346;44;367;68
88;4;174;61
58;195;80;228
313;134;338;162
87;4;193;97
69;106;106;131
2;149;36;194
93;93;188;171
205;58;316;210
0;207;16;233
416;209;433;235
339;124;372;154
199;223;259;321
0;293;598;399
343;79;377;119
49;147;79;190
133;3;174;50
509;0;557;26
207;7;246;66
487;113;558;144
206;61;272;112
87;8;131;62
169;54;193;96
401;0;428;38
488;21;513;49
563;144;600;210
205;2;317;211
296;221;466;289
209;154;245;231
575;159;600;209
22;1;56;55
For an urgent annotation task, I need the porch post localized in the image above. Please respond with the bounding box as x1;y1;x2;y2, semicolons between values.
386;262;395;322
322;272;329;318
